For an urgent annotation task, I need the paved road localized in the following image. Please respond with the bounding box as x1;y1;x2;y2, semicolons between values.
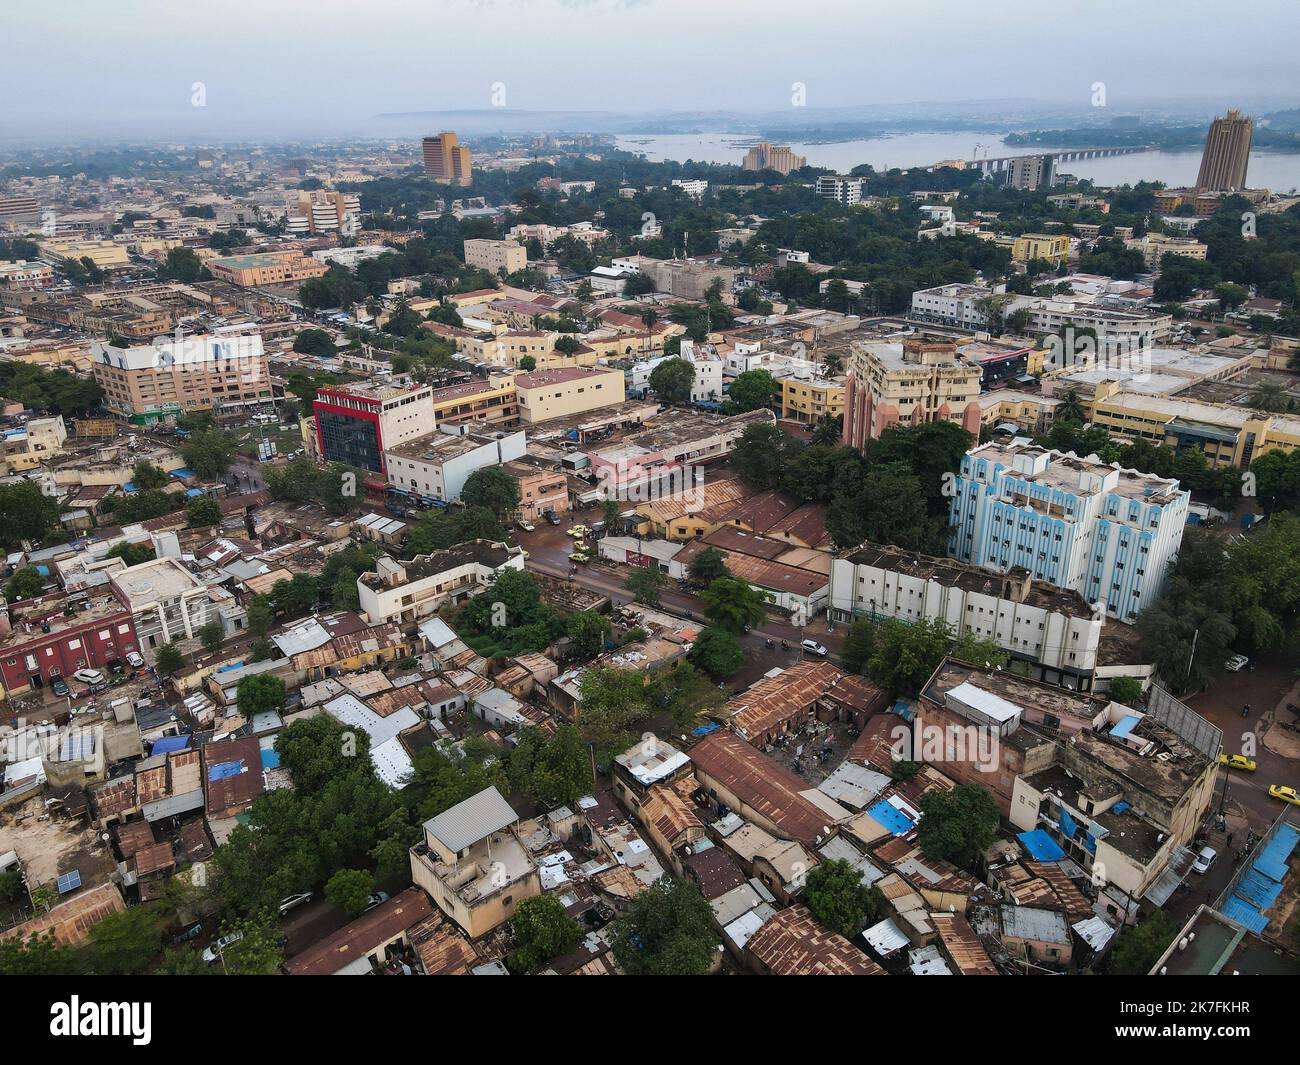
517;522;847;684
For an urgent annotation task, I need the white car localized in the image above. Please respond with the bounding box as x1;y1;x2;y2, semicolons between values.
278;891;313;916
1224;654;1249;672
73;668;105;685
801;639;828;657
201;930;243;964
1192;846;1217;874
125;652;145;669
364;891;390;911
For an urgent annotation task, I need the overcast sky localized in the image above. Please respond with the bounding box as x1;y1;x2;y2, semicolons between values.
4;0;1298;142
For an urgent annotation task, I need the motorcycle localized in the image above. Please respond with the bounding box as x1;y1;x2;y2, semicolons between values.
765;638;775;649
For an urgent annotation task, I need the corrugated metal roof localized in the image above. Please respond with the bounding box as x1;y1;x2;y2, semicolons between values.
423;786;518;852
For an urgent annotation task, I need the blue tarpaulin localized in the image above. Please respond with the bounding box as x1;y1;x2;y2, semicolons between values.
1059;808;1080;838
150;736;190;756
1110;715;1140;739
1112;801;1132;814
1255;823;1300;882
1018;829;1067;862
692;723;720;737
1234;868;1284;911
169;468;196;479
867;801;915;836
261;749;281;770
207;760;245;782
1222;897;1269;934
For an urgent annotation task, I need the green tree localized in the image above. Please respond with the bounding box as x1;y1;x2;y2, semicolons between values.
331;569;361;611
727;369;777;412
180;430;235;481
567;609;610;660
648;357;696;404
508;893;583;973
917;784;1000;869
292;328;338;357
1110;911;1177;975
687;547;729;584
186;495;221;528
0;932;79;976
85;908;163;975
625;566;667;606
1107;677;1144;706
198;621;225;656
461;466;521;517
217;913;284;975
4;567;44;602
700;575;767;633
325;868;375;917
507;724;593;806
156;947;211;975
236;674;286;717
688;626;744;678
646;661;724;731
154;642;183;675
803;858;885;939
600;497;622;531
246;595;274;637
610;878;717;976
519;355;536;371
132;461;169;490
0;481;62;550
729;421;796;491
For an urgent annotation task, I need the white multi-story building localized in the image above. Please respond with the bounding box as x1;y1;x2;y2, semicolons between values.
110;557;212;659
947;441;1189;624
630;342;723;403
910;283;995;329
828;542;1105;691
1006;298;1173;358
816;175;869;205
384;428;527;504
670;179;708;201
358;543;524;626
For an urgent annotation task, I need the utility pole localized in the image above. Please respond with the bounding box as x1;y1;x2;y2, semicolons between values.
1185;626;1200;685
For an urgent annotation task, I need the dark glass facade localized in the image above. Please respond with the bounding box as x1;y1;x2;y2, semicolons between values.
318;409;382;472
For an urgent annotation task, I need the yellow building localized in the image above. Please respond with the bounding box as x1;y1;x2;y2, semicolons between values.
1124;232;1209;268
1091;387;1300;468
1012;233;1071;264
513;366;625;424
429;375;519;430
779;374;845;425
38;238;130;270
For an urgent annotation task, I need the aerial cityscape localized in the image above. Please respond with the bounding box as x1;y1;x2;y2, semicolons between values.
3;1;1300;1007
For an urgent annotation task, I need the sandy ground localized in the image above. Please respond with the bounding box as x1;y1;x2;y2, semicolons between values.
0;796;115;889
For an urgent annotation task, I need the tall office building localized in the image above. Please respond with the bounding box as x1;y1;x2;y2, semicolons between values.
421;132;473;186
947;441;1189;623
1195;110;1252;192
1005;154;1055;191
741;142;808;175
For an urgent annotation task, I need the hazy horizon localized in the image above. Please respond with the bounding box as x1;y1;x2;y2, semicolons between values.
4;0;1299;145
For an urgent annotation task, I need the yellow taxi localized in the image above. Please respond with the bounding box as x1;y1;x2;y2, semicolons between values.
1218;753;1257;772
1268;785;1300;806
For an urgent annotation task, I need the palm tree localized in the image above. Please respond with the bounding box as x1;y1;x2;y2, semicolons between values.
640;308;658;355
1057;388;1086;424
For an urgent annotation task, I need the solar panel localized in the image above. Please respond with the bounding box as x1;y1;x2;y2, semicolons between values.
56;870;82;894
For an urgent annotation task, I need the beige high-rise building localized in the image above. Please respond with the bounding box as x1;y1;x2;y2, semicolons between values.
842;338;982;448
421;131;473;186
1195;110;1252;192
463;238;527;276
93;332;272;424
741;142;807;175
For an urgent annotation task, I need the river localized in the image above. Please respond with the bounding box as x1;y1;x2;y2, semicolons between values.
613;131;1300;193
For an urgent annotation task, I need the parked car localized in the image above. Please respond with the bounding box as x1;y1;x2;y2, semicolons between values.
363;891;390;911
49;675;69;697
126;651;145;669
1224;653;1249;672
1269;785;1300;806
278;891;313;916
516;520;535;532
1219;753;1257;772
1191;846;1218;874
546;512;562;525
172;921;204;945
201;931;243;964
73;668;104;685
801;639;828;657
